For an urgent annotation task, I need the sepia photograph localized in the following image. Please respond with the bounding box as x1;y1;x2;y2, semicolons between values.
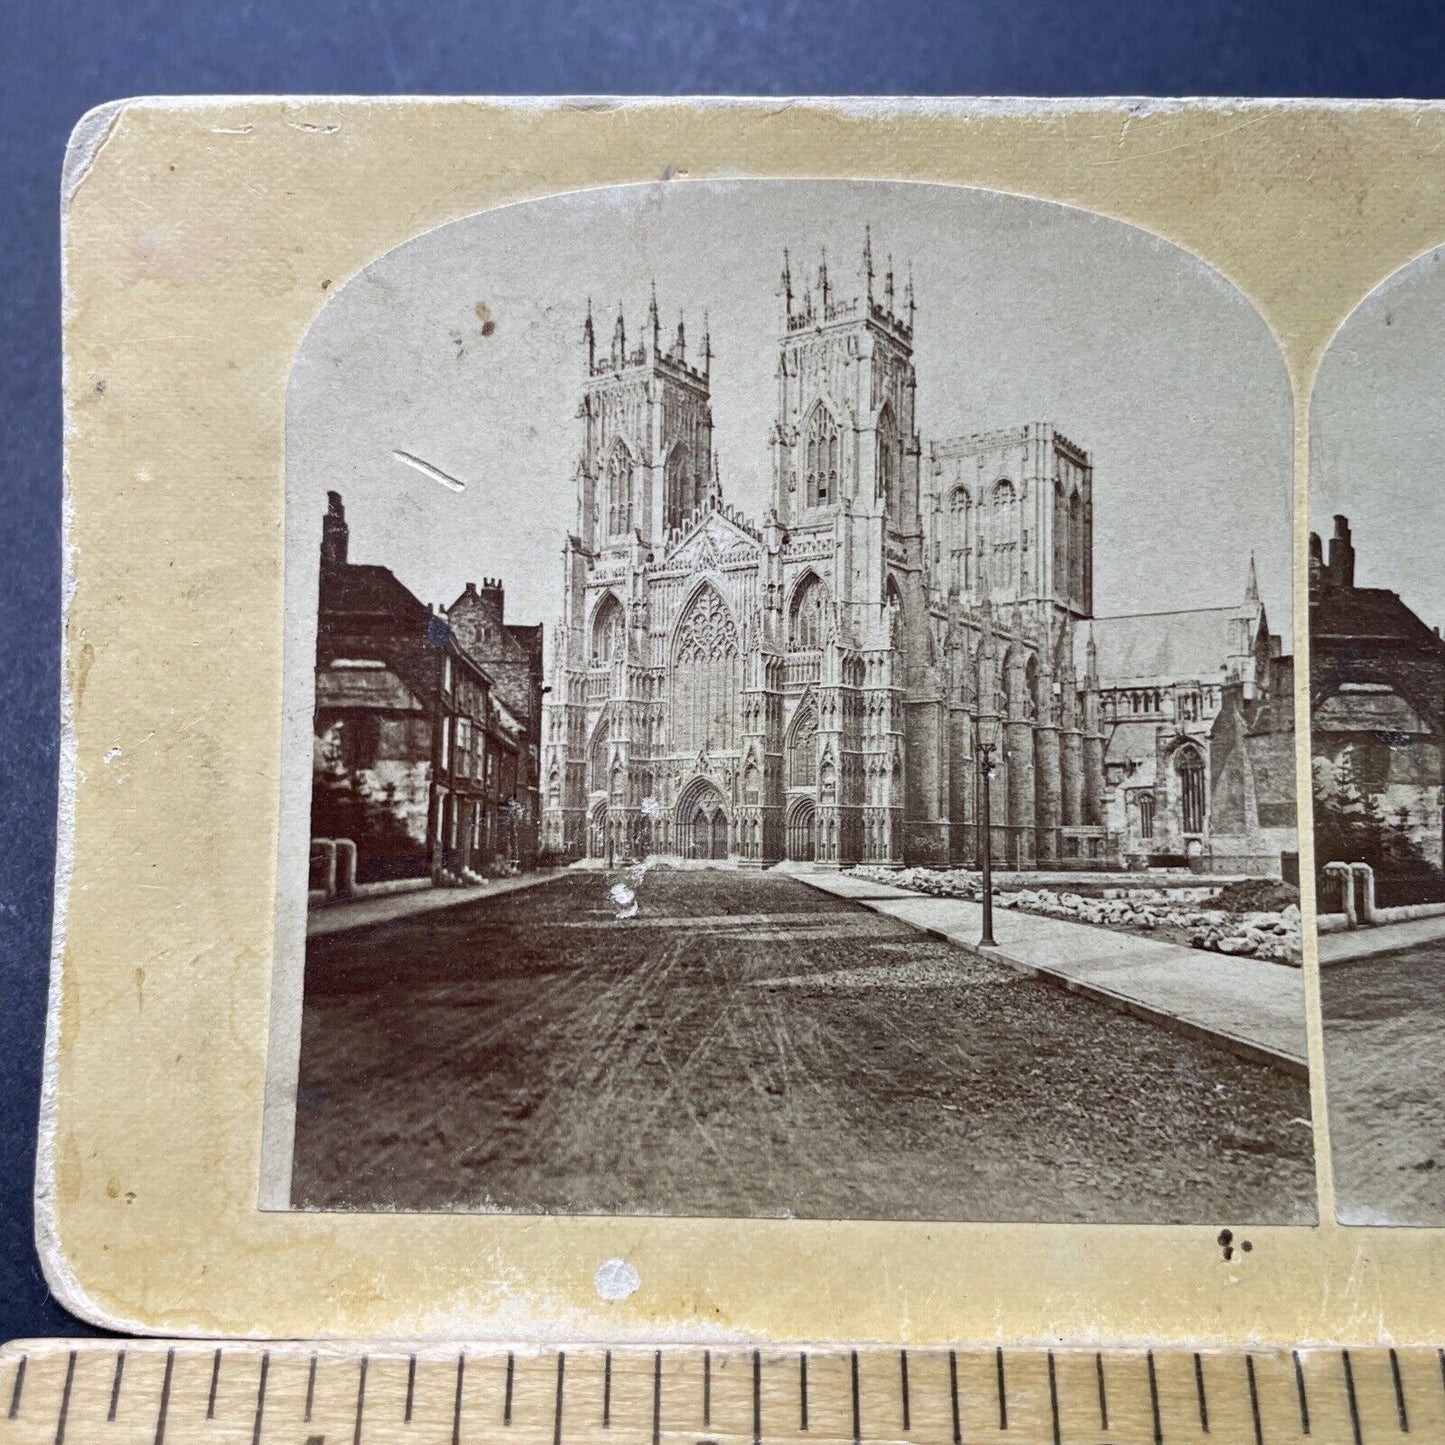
262;180;1312;1223
1311;245;1445;1225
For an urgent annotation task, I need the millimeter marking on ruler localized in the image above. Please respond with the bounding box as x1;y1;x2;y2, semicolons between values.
3;1341;1445;1444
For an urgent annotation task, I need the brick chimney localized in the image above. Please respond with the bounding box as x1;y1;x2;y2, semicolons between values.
321;490;349;568
1328;514;1355;589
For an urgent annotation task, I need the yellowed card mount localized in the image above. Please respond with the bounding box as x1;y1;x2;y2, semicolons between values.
47;96;1445;1345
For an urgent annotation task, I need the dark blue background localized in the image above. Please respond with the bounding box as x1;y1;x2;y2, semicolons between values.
2;0;1441;1342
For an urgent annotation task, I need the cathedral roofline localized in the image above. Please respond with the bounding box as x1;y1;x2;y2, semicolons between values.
929;422;1091;464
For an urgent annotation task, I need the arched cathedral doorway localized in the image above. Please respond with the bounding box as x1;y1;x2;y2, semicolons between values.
588;801;608;860
786;796;817;862
677;779;729;861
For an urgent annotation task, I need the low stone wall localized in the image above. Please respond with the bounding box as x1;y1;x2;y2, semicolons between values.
849;866;1302;964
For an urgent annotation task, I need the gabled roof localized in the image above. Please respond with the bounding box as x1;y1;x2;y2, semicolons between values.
662;504;762;568
1312;583;1445;653
1082;604;1257;685
320;562;431;631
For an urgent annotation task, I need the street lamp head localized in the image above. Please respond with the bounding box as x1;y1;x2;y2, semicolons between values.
976;711;1000;752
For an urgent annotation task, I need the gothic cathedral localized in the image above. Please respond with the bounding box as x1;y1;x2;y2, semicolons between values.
542;232;1109;868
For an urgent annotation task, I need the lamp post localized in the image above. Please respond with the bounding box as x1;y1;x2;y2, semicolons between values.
976;712;999;948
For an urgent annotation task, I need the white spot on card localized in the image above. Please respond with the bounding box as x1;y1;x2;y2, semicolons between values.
609;882;637;919
392;448;466;493
595;1257;640;1300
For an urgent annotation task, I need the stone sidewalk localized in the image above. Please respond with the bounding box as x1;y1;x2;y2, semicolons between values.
1318;911;1445;965
307;868;564;938
793;870;1308;1076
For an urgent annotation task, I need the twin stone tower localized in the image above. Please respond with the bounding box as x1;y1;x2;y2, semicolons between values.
541;231;1107;869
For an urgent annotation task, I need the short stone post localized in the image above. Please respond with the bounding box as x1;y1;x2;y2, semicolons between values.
1323;861;1356;926
312;839;338;899
1349;861;1376;924
335;838;359;896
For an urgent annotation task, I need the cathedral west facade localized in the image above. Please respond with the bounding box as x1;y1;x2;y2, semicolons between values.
541;234;1110;869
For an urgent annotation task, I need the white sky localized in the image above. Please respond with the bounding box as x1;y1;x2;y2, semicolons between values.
1311;245;1445;628
287;179;1292;644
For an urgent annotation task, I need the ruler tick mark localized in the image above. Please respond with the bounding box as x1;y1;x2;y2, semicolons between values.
1096;1352;1109;1432
208;1348;223;1421
603;1350;612;1429
753;1350;762;1445
108;1350;126;1422
799;1351;808;1432
1342;1351;1363;1445
7;1355;23;1420
1047;1351;1061;1445
1294;1350;1311;1436
251;1351;270;1445
554;1351;566;1445
1194;1352;1210;1434
653;1350;662;1445
899;1350;910;1433
851;1350;861;1445
1147;1350;1163;1445
948;1350;961;1445
996;1347;1008;1431
153;1348;174;1445
505;1351;515;1425
452;1353;466;1445
1246;1354;1263;1445
54;1349;75;1445
353;1354;368;1445
1389;1347;1408;1432
405;1354;416;1424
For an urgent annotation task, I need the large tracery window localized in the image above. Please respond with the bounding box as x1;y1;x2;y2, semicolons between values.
948;485;972;591
877;404;899;524
591;593;625;664
789;574;827;650
1053;479;1067;597
664;443;692;533
671;585;740;755
588;716;610;793
1176;744;1206;835
990;479;1018;592
1068;490;1084;601
606;439;635;538
789;704;818;788
804;404;841;509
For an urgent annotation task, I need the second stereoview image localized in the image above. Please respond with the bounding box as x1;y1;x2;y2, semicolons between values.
261;179;1312;1224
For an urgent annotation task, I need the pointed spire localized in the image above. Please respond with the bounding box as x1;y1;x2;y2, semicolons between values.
648;280;660;354
675;311;686;364
1246;550;1260;603
779;248;793;321
862;224;874;300
611;302;626;366
583;296;596;370
885;252;895;311
905;262;915;329
1085;623;1098;685
818;246;830;310
702;309;712;378
709;449;722;507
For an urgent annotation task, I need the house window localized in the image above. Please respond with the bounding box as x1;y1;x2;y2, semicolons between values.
1139;793;1155;839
